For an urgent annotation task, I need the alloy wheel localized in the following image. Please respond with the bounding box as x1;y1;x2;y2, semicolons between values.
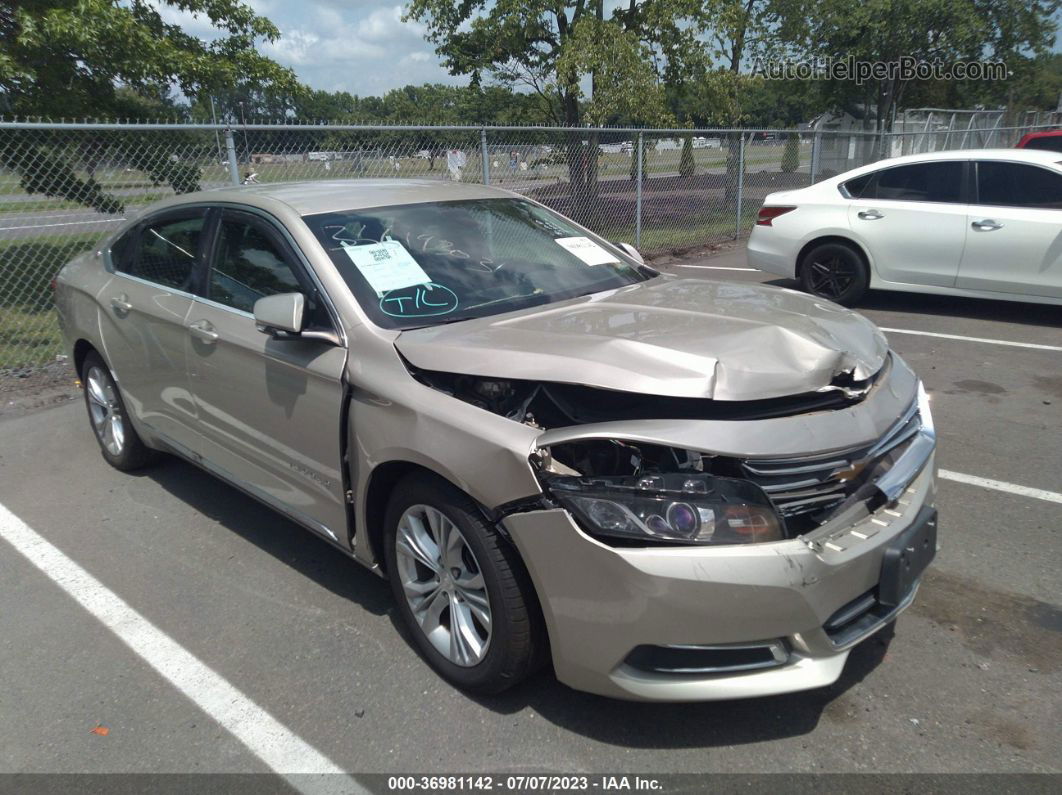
85;366;125;456
807;256;856;299
395;504;492;667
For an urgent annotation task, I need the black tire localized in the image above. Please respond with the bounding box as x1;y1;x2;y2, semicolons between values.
383;472;546;695
80;351;158;471
799;242;870;306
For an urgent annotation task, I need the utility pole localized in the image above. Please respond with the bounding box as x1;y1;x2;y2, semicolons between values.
238;101;250;164
209;96;223;165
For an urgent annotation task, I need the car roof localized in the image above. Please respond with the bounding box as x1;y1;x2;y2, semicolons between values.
865;148;1062;166
149;179;520;217
1019;129;1062;139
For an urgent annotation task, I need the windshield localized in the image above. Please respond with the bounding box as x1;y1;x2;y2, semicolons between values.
303;198;650;330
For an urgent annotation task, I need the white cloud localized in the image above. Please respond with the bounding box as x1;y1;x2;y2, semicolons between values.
154;0;460;95
260;2;453;93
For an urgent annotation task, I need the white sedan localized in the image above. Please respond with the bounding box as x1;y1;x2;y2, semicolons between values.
747;149;1062;306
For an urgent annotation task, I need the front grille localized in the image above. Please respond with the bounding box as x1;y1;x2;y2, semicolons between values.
739;401;922;531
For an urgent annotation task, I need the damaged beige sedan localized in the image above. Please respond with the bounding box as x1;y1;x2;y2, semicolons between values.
54;180;937;701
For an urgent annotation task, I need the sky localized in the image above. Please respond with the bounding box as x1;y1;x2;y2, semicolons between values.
160;0;636;97
162;1;464;96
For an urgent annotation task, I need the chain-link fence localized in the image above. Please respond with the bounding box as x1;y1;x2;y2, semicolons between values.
1;119;1059;383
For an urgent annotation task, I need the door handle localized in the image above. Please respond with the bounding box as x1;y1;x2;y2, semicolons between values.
971;219;1003;231
188;320;220;343
110;294;132;313
857;209;884;220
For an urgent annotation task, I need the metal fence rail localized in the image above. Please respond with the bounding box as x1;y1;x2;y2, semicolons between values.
1;119;1057;381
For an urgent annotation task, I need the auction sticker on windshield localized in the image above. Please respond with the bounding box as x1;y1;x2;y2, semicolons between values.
342;240;431;296
554;236;620;266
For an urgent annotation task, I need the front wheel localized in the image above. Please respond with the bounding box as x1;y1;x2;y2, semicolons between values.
384;473;545;694
800;242;870;306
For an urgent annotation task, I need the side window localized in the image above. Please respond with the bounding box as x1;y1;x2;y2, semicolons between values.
108;228;137;271
977;162;1062;209
841;173;872;199
122;213;206;289
209;216;304;313
863;162;964;203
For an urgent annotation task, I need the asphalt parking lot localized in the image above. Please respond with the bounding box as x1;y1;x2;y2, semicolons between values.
0;250;1059;783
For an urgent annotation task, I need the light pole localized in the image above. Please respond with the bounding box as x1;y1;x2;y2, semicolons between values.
238;101;250;164
209;95;222;165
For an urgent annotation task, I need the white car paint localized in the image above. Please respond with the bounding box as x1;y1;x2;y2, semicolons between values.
747;148;1062;305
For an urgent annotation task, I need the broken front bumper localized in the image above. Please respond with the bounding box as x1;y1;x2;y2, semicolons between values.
504;456;936;702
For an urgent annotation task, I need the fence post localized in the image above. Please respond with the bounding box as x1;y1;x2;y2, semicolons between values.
734;133;745;239
635;132;643;248
224;129;240;185
810;132;821;184
480;128;490;185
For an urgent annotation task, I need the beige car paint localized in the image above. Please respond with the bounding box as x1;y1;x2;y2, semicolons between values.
54;180;937;701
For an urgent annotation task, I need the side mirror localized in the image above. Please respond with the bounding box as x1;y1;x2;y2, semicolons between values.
614;242;644;265
254;292;305;335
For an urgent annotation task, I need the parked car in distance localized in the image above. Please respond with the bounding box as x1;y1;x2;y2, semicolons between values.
55;180;937;701
747;149;1062;306
1016;129;1062;153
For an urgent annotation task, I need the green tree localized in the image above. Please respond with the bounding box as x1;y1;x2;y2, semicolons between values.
679;135;695;177
0;0;296;210
781;132;800;172
404;0;686;216
791;0;1059;133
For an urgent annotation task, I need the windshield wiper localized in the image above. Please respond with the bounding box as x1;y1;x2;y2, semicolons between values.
402;316;475;331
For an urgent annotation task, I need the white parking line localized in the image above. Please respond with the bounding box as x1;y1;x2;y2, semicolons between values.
939;470;1062;505
879;327;1062;352
0;501;364;794
673;264;757;271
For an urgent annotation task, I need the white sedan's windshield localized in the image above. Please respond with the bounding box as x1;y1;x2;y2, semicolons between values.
303;198;650;329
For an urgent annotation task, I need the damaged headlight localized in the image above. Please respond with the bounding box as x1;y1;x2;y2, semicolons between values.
546;473;782;546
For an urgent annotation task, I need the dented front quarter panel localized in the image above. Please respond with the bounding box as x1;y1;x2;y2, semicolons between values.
395;276;888;401
344;335;542;569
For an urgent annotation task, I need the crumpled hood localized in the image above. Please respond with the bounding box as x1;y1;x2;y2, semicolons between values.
395;276;888;401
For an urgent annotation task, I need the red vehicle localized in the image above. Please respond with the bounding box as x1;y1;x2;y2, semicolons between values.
1016;129;1062;152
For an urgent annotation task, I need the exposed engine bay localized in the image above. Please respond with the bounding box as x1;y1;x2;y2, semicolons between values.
407;360;911;540
406;361;881;429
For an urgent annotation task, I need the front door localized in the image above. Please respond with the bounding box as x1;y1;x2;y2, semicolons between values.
96;208;206;449
846;160;969;287
184;209;349;542
957;160;1062;299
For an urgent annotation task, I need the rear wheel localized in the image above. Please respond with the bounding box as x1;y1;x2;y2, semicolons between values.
384;472;545;694
81;351;158;471
800;242;869;306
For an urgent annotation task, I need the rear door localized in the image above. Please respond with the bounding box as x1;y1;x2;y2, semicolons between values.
184;208;350;541
96;207;207;449
846;160;969;286
956;160;1062;298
